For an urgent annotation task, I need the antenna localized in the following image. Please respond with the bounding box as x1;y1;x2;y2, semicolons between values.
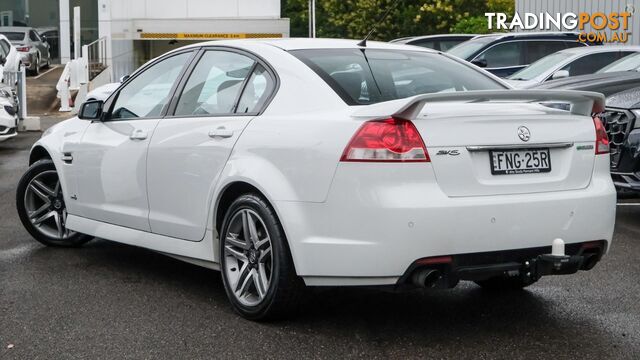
357;0;403;47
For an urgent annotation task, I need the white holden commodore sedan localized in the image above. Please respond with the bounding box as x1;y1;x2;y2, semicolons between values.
16;39;616;320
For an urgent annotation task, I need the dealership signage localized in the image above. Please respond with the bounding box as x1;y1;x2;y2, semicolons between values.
140;33;284;40
485;12;632;43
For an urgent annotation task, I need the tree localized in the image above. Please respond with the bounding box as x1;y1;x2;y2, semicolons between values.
281;0;515;39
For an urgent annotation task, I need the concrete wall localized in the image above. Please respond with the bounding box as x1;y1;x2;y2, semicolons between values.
108;0;281;20
515;0;640;45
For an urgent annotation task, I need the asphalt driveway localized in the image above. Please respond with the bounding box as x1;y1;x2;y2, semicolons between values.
1;117;639;359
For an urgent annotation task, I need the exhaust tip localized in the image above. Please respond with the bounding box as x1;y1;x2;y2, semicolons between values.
412;269;441;288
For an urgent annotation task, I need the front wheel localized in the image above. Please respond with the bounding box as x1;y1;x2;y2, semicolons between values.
219;194;303;321
16;159;93;247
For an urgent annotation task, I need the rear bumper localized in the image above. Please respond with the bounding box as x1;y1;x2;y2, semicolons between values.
277;157;616;286
398;240;606;289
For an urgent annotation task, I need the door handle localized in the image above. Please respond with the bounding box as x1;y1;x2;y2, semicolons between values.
208;128;234;139
61;153;73;163
130;129;147;140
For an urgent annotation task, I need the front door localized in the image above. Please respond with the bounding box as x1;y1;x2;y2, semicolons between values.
147;49;277;241
72;51;193;231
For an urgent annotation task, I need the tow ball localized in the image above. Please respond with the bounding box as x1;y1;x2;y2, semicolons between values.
528;238;584;279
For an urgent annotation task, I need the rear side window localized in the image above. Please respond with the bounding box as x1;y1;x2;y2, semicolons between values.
292;49;505;105
525;41;566;63
174;50;255;116
476;42;524;68
562;52;624;76
29;31;38;41
236;64;276;114
1;32;25;41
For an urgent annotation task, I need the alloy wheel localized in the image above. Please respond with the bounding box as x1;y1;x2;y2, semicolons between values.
223;209;274;307
23;170;74;240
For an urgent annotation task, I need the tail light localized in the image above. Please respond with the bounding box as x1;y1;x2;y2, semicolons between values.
16;46;30;52
340;117;429;162
593;116;609;155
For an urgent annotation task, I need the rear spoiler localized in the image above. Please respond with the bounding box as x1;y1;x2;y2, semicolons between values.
351;90;605;119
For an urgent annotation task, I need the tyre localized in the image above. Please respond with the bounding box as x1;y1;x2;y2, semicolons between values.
32;54;40;76
219;193;303;321
16;159;93;247
474;275;537;291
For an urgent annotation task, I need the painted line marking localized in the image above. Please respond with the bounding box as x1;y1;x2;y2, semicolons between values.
616;203;640;206
32;65;59;79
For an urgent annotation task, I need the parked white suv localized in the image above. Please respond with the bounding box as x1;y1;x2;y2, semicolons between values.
16;39;616;320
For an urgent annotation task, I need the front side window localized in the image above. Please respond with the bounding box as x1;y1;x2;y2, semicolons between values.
476;42;523;68
292;49;505;105
174;50;255;116
109;52;192;120
0;40;9;53
525;41;567;63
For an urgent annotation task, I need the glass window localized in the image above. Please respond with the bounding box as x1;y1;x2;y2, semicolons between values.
447;36;498;60
236;64;276;114
0;40;9;54
525;41;567;63
439;40;466;51
174;51;255;116
508;51;573;81
476;42;523;68
598;53;640;73
292;49;505;105
1;32;25;42
409;40;436;49
29;30;38;41
562;52;624;77
110;52;191;120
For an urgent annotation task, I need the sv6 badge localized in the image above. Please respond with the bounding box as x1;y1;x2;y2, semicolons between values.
436;149;461;156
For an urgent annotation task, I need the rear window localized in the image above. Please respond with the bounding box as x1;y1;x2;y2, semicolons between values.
1;32;25;42
291;49;505;105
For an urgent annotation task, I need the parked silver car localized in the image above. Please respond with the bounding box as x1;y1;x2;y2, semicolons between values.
0;26;51;75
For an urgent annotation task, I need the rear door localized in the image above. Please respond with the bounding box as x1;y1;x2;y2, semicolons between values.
146;49;277;241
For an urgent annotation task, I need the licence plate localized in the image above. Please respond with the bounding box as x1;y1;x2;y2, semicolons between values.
490;148;551;175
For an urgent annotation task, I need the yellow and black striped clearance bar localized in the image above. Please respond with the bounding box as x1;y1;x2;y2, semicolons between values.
140;33;284;39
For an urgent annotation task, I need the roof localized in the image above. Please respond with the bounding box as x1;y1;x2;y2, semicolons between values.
556;45;640;55
472;31;583;40
391;34;478;43
0;26;32;33
193;37;438;52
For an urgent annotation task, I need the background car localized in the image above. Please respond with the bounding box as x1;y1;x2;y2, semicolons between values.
534;71;640;194
0;84;18;142
85;81;122;102
505;46;640;88
16;39;615;321
447;32;601;78
36;27;59;61
595;52;640;73
0;26;51;75
0;33;21;73
390;34;477;51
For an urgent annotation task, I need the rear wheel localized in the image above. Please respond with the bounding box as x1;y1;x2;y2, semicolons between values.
219;194;303;321
16;160;93;247
474;276;537;291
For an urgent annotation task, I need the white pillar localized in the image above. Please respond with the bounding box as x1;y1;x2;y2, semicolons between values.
73;6;81;60
98;0;112;81
59;0;71;63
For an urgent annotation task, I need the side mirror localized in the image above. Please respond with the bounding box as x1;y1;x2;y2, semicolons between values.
471;58;487;68
119;74;130;83
79;100;104;120
552;70;570;80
